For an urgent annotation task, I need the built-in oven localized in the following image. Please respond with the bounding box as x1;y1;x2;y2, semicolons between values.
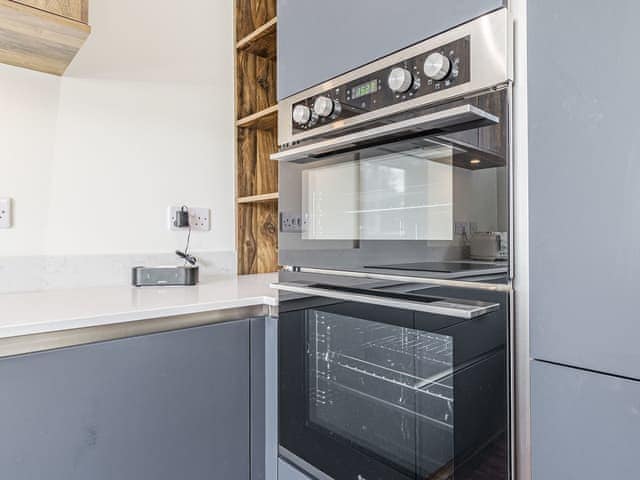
275;276;509;480
272;8;514;480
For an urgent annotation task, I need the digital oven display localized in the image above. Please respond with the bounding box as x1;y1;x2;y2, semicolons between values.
350;80;379;100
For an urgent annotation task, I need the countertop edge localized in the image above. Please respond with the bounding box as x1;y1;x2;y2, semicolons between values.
0;300;276;359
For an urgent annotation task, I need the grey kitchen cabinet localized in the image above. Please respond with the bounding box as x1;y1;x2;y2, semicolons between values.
277;0;506;99
531;360;640;479
0;319;262;480
528;0;640;379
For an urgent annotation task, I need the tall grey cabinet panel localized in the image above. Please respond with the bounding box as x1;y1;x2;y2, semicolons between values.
528;0;640;379
0;321;251;480
277;0;506;99
531;361;640;479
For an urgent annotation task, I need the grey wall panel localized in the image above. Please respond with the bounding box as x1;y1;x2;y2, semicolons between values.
0;321;251;480
279;459;313;480
531;361;640;479
277;0;505;99
528;0;640;379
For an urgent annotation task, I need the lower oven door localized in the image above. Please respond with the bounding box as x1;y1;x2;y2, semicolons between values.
276;281;509;480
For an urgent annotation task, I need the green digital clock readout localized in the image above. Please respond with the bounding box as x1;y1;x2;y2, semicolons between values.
351;80;379;100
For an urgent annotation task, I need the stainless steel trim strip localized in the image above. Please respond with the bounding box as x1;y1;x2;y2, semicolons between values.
0;305;269;359
278;8;512;146
279;447;335;480
271;282;499;319
283;266;512;293
271;104;498;162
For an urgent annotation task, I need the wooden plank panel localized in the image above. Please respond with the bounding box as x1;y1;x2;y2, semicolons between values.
237;51;257;118
256;128;278;195
237;193;279;204
238;204;258;274
11;0;87;23
256;201;278;273
255;56;276;112
236;0;276;39
0;0;90;75
237;128;257;198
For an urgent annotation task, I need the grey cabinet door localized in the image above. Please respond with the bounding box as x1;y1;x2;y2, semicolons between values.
0;321;251;480
531;361;640;479
277;0;505;99
528;0;640;379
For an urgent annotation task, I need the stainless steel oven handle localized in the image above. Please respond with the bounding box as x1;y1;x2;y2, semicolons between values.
270;104;499;163
271;282;499;319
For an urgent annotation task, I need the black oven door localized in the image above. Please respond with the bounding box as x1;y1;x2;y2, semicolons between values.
276;89;510;284
277;277;509;480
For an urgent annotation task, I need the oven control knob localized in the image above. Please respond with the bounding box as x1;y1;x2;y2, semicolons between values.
424;52;452;81
313;96;335;117
388;67;414;93
292;104;312;125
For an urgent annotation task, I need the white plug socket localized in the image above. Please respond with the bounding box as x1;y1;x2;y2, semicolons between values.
0;198;12;229
168;206;211;232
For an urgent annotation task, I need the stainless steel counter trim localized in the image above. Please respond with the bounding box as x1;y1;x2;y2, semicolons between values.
282;266;512;293
271;104;498;162
272;282;499;319
0;304;269;359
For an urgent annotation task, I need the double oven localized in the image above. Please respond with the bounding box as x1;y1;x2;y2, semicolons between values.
272;9;514;480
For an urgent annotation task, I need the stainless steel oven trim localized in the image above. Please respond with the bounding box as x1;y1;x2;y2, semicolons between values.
280;447;335;480
282;266;512;293
271;104;499;162
277;8;513;146
272;282;499;319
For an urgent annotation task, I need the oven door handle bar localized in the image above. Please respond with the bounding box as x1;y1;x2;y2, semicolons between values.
271;282;499;319
270;104;499;163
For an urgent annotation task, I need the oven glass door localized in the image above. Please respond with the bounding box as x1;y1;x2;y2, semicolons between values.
279;283;509;480
278;89;510;281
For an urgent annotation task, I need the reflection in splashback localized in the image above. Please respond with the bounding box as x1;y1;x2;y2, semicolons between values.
302;147;454;241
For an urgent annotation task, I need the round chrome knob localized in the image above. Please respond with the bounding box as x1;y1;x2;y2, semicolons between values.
424;52;451;81
292;104;312;125
388;67;414;93
313;96;335;117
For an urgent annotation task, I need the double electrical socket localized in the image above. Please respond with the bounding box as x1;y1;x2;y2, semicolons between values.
0;198;12;229
168;206;211;231
280;212;303;233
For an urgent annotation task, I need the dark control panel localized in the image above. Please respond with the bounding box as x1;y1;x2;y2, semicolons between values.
291;36;471;133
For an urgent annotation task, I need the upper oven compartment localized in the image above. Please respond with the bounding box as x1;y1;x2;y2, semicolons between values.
274;8;512;149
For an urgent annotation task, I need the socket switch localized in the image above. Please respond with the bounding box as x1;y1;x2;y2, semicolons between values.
280;212;303;233
168;206;211;232
0;198;12;229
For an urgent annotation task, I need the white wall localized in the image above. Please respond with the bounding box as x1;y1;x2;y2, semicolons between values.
0;0;234;258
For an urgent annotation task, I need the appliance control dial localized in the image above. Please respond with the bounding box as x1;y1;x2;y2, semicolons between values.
387;67;414;93
424;52;452;81
313;96;335;117
292;104;312;125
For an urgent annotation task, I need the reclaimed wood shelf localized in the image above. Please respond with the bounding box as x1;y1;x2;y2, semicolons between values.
237;192;279;204
235;0;279;275
236;105;277;130
236;16;276;59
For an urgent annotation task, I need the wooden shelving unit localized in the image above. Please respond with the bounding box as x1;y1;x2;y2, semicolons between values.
235;0;279;275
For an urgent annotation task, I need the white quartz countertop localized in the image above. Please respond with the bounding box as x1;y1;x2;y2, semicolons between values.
0;273;278;340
